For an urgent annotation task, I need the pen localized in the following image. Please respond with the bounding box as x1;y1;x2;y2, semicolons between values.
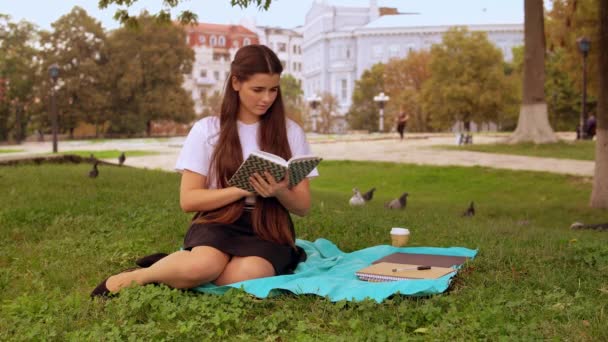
392;266;432;272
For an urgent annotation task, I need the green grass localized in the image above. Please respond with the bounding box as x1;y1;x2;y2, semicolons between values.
0;149;24;154
437;140;596;161
0;161;607;340
57;150;160;158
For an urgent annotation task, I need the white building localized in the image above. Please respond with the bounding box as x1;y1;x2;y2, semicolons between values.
301;0;524;132
182;23;259;114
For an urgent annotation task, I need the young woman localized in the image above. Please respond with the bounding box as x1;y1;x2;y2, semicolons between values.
92;44;318;297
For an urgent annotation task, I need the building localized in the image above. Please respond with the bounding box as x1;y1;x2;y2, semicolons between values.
301;0;524;132
182;23;259;114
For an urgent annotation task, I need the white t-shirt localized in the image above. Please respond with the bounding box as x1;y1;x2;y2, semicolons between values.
175;116;319;188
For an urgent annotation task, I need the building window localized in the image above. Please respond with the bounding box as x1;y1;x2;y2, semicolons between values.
372;45;383;59
292;62;297;71
389;44;400;58
213;71;219;80
225;71;229;80
243;38;251;46
198;35;205;44
346;47;351;59
232;40;239;48
210;35;217;46
293;45;297;54
200;70;207;78
218;36;225;47
280;60;286;68
341;79;347;101
277;42;287;52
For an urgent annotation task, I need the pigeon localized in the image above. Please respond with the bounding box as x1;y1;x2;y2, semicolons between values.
349;188;365;206
570;222;608;231
462;201;475;217
88;162;99;178
118;152;126;166
361;187;376;202
385;192;408;209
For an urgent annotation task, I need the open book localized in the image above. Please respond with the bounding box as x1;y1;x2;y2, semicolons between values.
356;262;456;282
228;150;322;193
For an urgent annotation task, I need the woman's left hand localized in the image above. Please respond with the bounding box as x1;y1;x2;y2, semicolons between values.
250;171;289;198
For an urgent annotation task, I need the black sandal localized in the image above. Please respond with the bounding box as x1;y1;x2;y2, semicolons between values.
90;268;138;298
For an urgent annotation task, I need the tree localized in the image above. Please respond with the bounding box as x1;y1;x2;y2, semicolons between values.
105;13;195;135
420;27;516;131
39;7;108;139
509;0;559;143
383;50;431;132
201;90;222;118
346;63;384;132
317;92;339;134
280;74;304;125
589;0;607;208
98;0;272;26
0;15;40;143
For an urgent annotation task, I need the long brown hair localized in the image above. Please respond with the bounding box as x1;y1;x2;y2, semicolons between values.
195;44;295;246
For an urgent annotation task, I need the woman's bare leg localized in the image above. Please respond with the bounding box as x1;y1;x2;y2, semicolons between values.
213;256;275;286
105;246;230;292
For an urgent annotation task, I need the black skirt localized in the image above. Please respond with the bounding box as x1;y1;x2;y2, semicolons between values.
183;210;306;275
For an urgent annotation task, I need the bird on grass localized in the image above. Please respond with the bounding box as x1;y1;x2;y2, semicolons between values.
349;188;365;206
385;192;408;209
118;152;126;166
570;222;608;231
462;201;475;217
361;187;376;202
88;162;99;178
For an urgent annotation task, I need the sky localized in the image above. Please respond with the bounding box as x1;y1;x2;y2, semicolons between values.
1;0;525;31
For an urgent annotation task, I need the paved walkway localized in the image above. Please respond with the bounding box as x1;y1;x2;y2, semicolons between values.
0;132;594;176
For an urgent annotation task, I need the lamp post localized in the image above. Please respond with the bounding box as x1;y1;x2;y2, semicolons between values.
307;94;321;133
576;37;591;140
373;91;390;132
48;64;59;153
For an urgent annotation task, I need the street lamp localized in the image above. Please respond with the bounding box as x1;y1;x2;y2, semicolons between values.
307;94;321;133
373;91;390;132
576;37;591;140
48;64;60;153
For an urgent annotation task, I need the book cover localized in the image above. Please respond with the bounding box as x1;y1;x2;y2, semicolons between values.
355;262;456;282
228;151;321;193
372;253;469;268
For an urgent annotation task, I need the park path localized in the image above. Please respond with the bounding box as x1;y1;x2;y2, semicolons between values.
0;132;595;177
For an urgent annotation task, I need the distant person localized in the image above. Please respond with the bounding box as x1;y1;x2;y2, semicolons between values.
586;114;597;140
396;110;409;140
91;45;318;297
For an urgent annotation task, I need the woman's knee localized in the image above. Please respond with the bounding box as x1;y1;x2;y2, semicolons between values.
214;256;275;285
179;247;229;285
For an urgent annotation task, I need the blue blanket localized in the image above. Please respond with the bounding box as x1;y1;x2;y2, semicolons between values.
192;238;477;302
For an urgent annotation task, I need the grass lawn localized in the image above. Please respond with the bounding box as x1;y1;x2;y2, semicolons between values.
57;149;160;159
0;161;607;340
0;149;24;154
437;140;596;161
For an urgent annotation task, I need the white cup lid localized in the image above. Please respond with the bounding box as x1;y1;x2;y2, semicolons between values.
391;227;409;235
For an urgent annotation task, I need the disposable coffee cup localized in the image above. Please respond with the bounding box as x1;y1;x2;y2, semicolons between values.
390;228;410;247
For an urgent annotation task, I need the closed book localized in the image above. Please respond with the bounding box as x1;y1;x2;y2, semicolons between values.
372;253;469;268
355;262;456;282
228;150;322;193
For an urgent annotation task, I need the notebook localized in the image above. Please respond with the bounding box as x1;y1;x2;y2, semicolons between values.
372;253;469;268
355;262;456;282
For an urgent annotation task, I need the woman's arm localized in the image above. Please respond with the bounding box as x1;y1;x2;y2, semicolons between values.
250;172;312;217
179;170;250;213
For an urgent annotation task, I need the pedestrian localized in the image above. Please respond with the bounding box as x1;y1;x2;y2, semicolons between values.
91;45;318;297
396;109;409;140
586;113;597;140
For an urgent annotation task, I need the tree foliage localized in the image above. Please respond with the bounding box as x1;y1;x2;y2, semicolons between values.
421;27;518;131
97;0;273;26
318;92;339;134
346;63;384;132
280;74;304;125
383;50;432;132
104;13;195;135
0;15;40;142
39;7;108;138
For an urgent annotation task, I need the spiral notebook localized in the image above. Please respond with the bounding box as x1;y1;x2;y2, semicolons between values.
355;262;456;282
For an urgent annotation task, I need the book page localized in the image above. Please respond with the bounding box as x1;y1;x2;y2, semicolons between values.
251;150;288;167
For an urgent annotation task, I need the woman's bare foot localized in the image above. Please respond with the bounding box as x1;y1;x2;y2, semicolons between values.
105;269;143;292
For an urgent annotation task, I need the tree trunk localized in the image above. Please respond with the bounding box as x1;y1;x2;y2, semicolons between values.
509;0;558;143
590;0;608;208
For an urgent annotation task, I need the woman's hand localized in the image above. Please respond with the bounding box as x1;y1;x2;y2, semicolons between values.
249;171;289;198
